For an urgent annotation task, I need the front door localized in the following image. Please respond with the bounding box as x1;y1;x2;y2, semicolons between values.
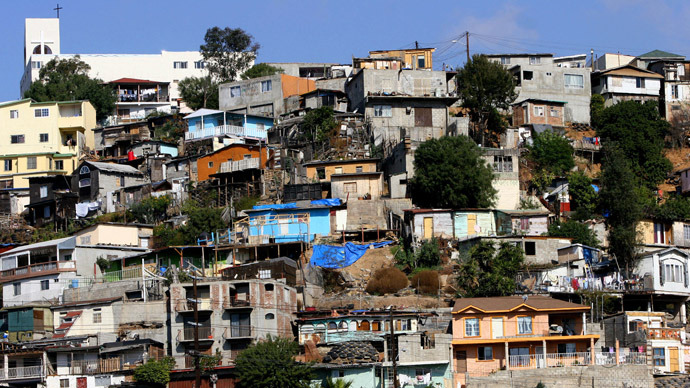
670;347;680;372
423;217;433;239
455;350;467;373
77;377;87;388
491;317;504;339
467;214;477;236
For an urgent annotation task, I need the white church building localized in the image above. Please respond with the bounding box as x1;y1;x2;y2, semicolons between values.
20;18;233;122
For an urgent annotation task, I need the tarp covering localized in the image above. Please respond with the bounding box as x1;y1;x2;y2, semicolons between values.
252;203;298;210
310;241;393;269
310;198;341;207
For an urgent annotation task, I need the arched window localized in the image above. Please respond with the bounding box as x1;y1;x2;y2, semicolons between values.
338;321;348;331
358;320;370;331
33;45;52;55
372;320;381;331
79;166;90;175
265;313;275;320
328;322;337;330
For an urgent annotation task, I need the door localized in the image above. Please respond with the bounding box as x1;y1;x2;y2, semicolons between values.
77;377;87;388
491;317;504;339
455;350;467;373
454;213;468;238
423;217;433;239
669;347;680;372
467;214;477;236
415;107;432;127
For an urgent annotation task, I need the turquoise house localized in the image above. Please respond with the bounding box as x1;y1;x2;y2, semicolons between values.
311;362;451;388
184;109;272;141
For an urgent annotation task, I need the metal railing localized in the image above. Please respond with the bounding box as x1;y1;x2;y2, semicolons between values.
175;298;212;312
102;266;143;282
0;261;75;279
647;327;683;340
185;124;267;141
508;351;646;370
179;327;214;341
223;297;252;308
219;158;261;173
223;325;253;339
7;365;43;379
69;358;124;374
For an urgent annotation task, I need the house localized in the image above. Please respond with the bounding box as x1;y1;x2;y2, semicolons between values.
73;223;153;248
633;49;686;71
169;279;297;367
196;143;268;182
303;158;379;183
107;77;172;124
603;311;685;374
591;64;664;107
300;89;348;111
0;99;96;189
367;48;436;70
128;140;178;159
503;209;552;235
93;120;152;158
330;172;384;200
220;257;298;286
487;53;591;124
2;304;54;342
0;188;30;217
403;209;512;243
218;74;316;117
346;69;458;145
635;248;690;300
512;99;566;127
238;201;334;245
648;59;690;120
482;148;521;210
637;218;674;247
460;235;572;266
451;295;601;388
593;53;636;71
72;161;148;214
267;62;343;79
183;109;272;145
25;175;77;227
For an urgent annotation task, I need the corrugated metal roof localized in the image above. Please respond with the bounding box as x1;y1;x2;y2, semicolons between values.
85;161;142;174
183;108;223;119
0;236;76;257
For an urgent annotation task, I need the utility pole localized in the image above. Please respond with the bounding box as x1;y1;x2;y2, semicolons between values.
193;275;201;388
465;31;470;63
389;308;399;388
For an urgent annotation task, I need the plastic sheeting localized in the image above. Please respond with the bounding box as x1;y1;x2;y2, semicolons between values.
310;198;341;207
252;203;297;210
310;241;393;269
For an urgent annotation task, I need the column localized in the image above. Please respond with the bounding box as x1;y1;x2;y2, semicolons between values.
590;337;595;365
4;354;8;379
504;342;510;370
682;302;687;325
615;339;620;365
542;339;547;368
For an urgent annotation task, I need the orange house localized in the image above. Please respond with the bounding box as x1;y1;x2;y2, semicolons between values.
452;296;598;388
196;144;268;182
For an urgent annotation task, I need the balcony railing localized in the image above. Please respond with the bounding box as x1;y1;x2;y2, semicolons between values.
223;326;253;339
185;124;267;141
118;94;170;103
6;365;44;380
69;358;124;374
507;351;646;370
175;298;213;312
647;327;683;340
219;158;261;173
0;261;76;279
179;327;214;342
223;297;252;309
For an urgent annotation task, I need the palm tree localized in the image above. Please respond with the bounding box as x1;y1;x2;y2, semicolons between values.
322;377;353;388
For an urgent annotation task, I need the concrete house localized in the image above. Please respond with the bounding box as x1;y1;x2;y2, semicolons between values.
108;77;172;124
330;171;384;200
648;59;690;120
591;64;663;107
72;161;148;214
487;53;592;124
218;74;316;117
482;148;520;210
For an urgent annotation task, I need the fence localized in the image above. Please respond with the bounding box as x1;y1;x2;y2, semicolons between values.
7;365;43;379
70;357;124;374
506;351;646;371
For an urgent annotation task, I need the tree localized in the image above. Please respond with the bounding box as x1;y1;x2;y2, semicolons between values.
133;357;175;388
178;76;219;110
301;106;338;145
234;335;314;388
668;104;690;148
201;27;259;82
653;194;690;221
456;241;524;297
590;94;605;129
410;136;496;209
599;146;644;275
568;171;597;220
456;54;517;145
241;63;284;80
323;377;353;388
596;100;671;189
528;129;575;176
129;195;171;224
547;220;600;247
24;56;115;120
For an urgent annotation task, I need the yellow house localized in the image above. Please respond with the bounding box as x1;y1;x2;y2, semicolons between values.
0;99;96;188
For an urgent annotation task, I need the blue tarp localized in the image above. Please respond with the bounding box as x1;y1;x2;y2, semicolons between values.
252;203;298;210
310;241;393;269
310;198;341;207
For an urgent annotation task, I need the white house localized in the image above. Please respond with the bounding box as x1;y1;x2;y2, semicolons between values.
591;64;663;107
636;248;690;298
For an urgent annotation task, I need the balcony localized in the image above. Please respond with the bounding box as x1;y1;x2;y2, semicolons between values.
178;327;214;343
0;260;76;282
506;351;646;371
175;298;213;313
223;297;252;309
118;94;170;103
4;365;44;380
646;327;683;340
223;326;253;340
219;158;261;173
69;358;126;374
185;125;267;141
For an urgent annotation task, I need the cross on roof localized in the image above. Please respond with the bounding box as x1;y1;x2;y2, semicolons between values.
54;3;63;18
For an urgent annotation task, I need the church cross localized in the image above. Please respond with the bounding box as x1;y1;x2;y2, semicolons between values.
54;3;63;18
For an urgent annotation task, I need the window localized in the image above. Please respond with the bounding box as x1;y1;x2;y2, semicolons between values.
13;283;20;296
523;71;533;80
208;161;214;168
261;80;272;93
464;318;479;337
32;61;42;69
259;269;271;279
557;343;577;354
373;105;392;117
653;348;666;366
11;135;25;144
27;157;37;170
415;368;431;380
230;86;241;98
334;167;343;175
79;166;90;175
629;319;643;333
564;74;584;89
684;224;690;242
518;316;533;334
672;85;680;99
663;263;683;283
415;107;433;127
264;283;274;292
60;379;69;388
117;109;130;118
41;280;49;290
3;160;11;172
501;57;510;65
550;108;560;117
417;55;426;68
529;56;541;65
316;168;326;180
524;241;536;256
265;313;275;320
493;156;513;172
343;182;357;193
39;133;49;142
9;110;18;119
356;166;363;173
120;175;125;187
93;308;102;323
173;61;188;69
478;346;493;361
40;185;48;198
55;160;63;170
533;106;545;117
34;108;49;117
95;376;111;387
79;178;91;188
43;205;50;218
636;77;645;88
194;61;205;69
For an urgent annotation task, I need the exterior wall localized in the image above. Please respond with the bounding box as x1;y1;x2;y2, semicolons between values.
592;75;662;106
679;169;690;194
637;219;673;245
305;160;378;182
196;145;267;182
488;54;555;68
330;174;383;200
247;207;331;243
311;365;380;388
46;373;126;388
219;74;315;117
365;99;450;145
0;100;96;188
369;48;436;70
635;251;690;295
348;69;453;109
513;102;565;126
2;273;69;307
511;215;549;236
593;53;636;71
53;304;117;336
74;224;153;247
413;212;454;240
129;142;179;158
672;221;690;248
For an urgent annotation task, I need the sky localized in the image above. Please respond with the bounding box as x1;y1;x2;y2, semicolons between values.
3;0;690;101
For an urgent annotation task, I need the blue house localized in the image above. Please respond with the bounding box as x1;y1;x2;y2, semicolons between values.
239;200;338;244
184;109;273;142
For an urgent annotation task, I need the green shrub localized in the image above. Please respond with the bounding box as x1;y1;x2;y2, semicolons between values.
133;357;175;387
365;267;408;295
411;270;440;295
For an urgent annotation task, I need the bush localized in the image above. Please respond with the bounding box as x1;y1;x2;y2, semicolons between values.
411;270;440;295
133;357;175;387
365;267;408;295
416;238;441;268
